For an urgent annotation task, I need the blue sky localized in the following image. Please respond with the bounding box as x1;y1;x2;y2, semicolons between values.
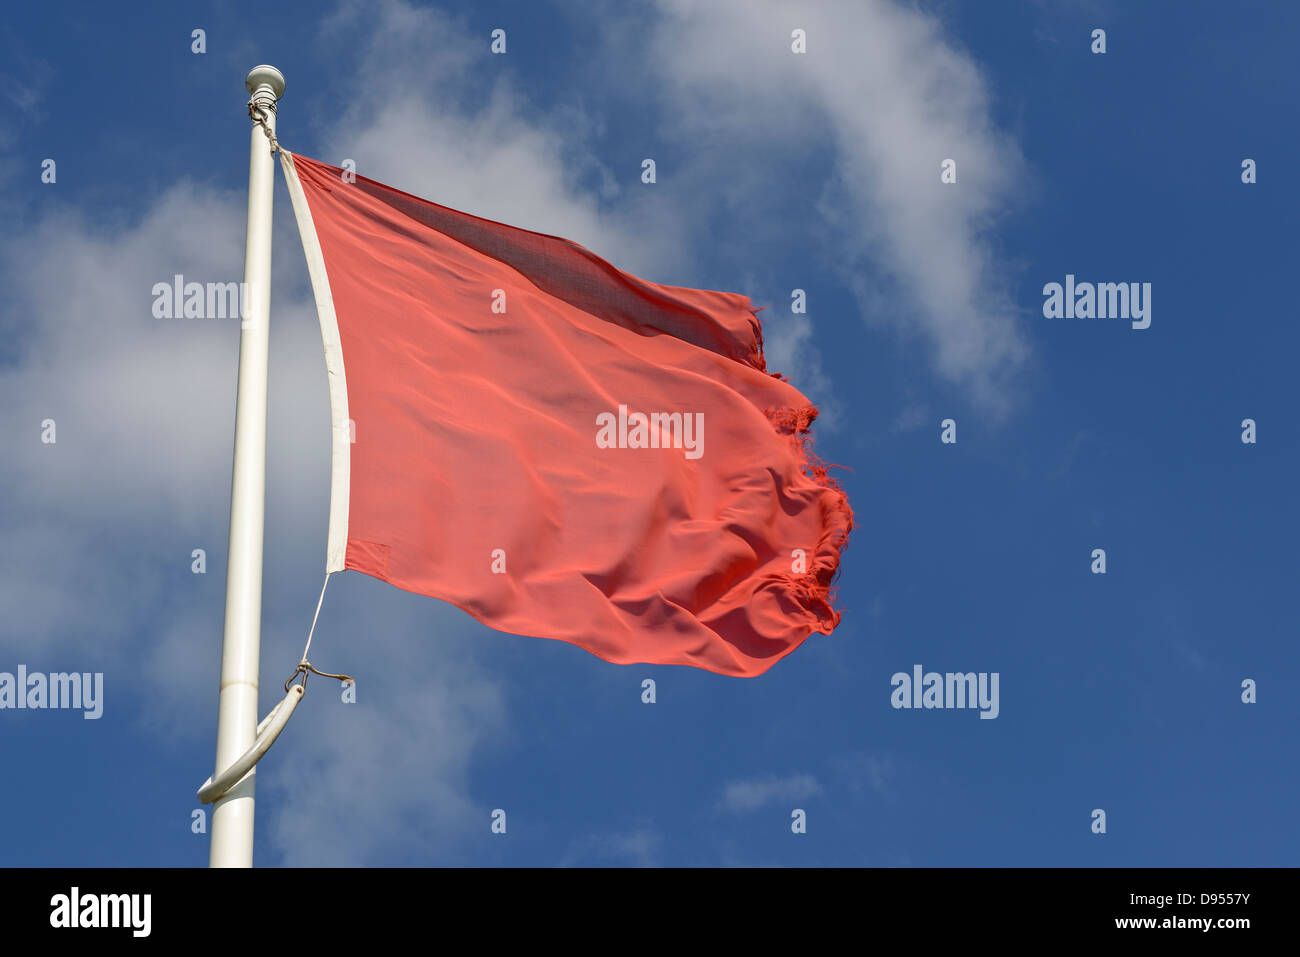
1;0;1296;866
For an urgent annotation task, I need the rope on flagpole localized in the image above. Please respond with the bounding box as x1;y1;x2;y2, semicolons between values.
247;98;281;155
283;572;354;693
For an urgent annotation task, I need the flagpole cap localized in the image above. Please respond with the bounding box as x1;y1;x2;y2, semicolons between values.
245;65;286;103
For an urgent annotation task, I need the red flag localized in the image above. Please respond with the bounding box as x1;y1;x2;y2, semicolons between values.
280;151;852;676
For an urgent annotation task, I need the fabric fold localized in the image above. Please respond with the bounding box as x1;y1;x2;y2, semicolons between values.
281;150;852;676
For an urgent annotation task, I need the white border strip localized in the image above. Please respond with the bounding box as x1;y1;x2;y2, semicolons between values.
280;150;350;573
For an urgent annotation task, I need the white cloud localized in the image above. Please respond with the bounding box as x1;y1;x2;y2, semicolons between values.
266;593;507;865
0;183;248;655
311;0;681;278
644;0;1030;413
719;772;822;812
753;307;842;430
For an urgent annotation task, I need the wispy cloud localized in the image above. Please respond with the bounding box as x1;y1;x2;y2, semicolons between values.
718;772;822;812
832;751;896;798
561;826;663;867
893;401;930;434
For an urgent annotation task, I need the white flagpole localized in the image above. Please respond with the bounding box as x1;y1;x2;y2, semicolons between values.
209;64;285;868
